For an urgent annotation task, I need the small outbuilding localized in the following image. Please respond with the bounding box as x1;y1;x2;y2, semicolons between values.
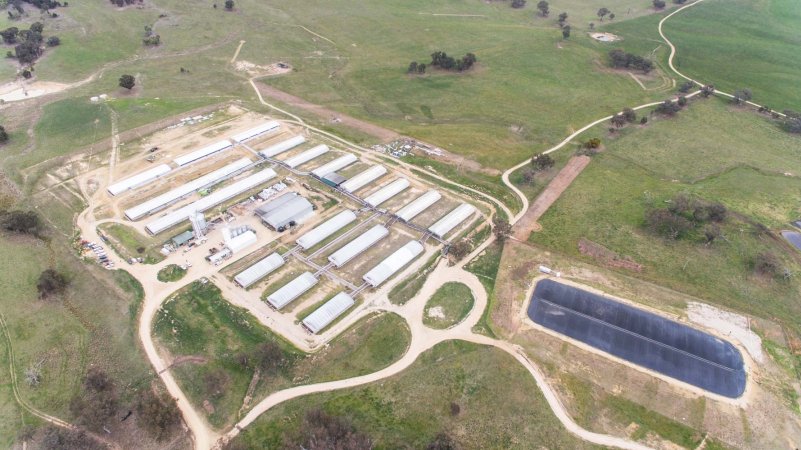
302;292;355;334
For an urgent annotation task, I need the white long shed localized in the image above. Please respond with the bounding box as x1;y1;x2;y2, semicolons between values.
364;178;410;208
234;252;284;288
145;168;276;235
311;154;358;178
340;165;386;193
296;210;357;250
266;272;318;310
302;292;355;334
328;224;388;268
428;203;476;238
395;190;441;222
107;164;171;196
259;135;306;158
226;230;258;254
363;240;424;287
173;140;232;166
231;121;280;143
283;145;329;169
124;157;252;220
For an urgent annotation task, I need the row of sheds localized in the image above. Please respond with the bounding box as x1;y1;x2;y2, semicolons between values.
108;121;279;197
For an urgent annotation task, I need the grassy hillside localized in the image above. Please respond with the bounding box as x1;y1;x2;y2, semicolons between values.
531;97;801;334
231;341;597;449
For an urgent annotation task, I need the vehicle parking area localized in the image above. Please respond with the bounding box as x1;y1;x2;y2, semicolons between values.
83;107;485;346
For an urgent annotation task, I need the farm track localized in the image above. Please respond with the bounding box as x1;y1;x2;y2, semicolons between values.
63;0;788;449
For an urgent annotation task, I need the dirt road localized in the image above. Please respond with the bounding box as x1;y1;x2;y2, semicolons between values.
513;155;591;241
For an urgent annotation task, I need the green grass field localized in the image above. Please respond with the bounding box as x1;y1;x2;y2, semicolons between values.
423;282;475;329
532;97;801;335
153;282;411;430
231;341;597;449
97;222;165;264
156;264;187;282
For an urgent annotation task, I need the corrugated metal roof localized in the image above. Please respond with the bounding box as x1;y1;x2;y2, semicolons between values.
226;230;258;254
428;203;476;238
311;153;357;178
125;157;252;220
171;230;195;246
395;190;441;222
262;196;314;230
296;210;357;250
328;224;388;267
145;168;276;234
283;145;329;168
302;292;355;333
340;165;386;193
231;121;280;143
259;135;306;158
174;140;232;166
256;192;298;217
363;240;424;287
364;178;410;207
266;272;318;310
107;164;171;196
234;252;284;288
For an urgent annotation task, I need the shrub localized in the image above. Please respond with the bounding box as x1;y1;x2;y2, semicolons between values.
37;269;68;299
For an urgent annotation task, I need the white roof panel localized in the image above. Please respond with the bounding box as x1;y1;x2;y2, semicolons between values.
328;224;388;267
262;196;314;229
174;140;232;166
395;190;441;222
259;135;306;158
234;252;284;288
296;210;357;250
363;240;424;287
231;121;280;143
125;157;252;220
227;230;258;254
145;168;276;234
311;153;358;178
364;178;410;208
302;292;355;334
266;272;318;310
283;145;329;169
340;165;386;193
428;203;476;238
107;164;171;196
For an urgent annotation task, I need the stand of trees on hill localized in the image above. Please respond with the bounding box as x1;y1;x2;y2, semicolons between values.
2;21;61;65
608;49;653;73
109;0;142;6
430;51;477;72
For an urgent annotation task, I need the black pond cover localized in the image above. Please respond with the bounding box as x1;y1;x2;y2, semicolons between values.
528;279;746;398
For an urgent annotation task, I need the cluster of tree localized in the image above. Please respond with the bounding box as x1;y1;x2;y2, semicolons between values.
37;268;69;299
780;110;801;134
608;49;653;73
653;0;667;8
511;0;526;9
0;125;8;144
427;432;461;450
0;209;44;236
136;387;181;441
143;25;160;46
731;88;752;105
653;96;686;116
283;408;372;450
430;51;477;72
677;80;695;93
119;74;135;90
536;0;549;16
225;0;235;11
610;107;638;128
645;193;727;242
39;426;105;450
531;152;555;171
22;0;63;9
236;341;288;375
557;11;570;38
109;0;142;6
69;368;118;432
752;251;786;279
583;137;601;149
493;217;512;242
2;22;58;65
407;61;427;74
447;239;471;260
597;7;615;20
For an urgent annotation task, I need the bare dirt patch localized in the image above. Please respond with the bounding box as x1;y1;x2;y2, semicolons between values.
590;32;622;42
0;80;71;102
235;61;292;78
687;302;764;364
578;238;643;272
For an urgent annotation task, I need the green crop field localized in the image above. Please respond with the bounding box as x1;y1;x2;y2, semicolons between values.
531;97;801;335
231;341;597;449
153;281;411;430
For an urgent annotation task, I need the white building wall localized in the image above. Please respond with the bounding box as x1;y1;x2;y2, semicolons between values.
428;203;476;238
363;240;424;287
302;292;355;333
395;190;441;222
296;210;357;250
328;225;388;267
340;165;386;193
267;272;318;310
107;164;172;196
364;178;410;207
259;135;306;158
283;145;329;168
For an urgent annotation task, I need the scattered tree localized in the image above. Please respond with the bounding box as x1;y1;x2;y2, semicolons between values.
608;49;653;73
449;401;461;416
646;208;692;240
677;95;687;107
225;0;234;11
119;74;135;90
781;115;801;134
558;11;568;25
611;114;626;128
511;0;527;8
700;84;715;97
640;116;648;124
654;99;681;116
0;125;8;144
408;61;418;73
520;168;537;185
430;51;477;72
417;63;426;74
589;22;595;30
583;137;602;149
562;25;571;39
30;22;44;34
40;426;105;450
653;0;666;9
609;12;616;20
427;432;460;450
46;35;60;46
37;269;68;299
732;88;752;105
69;368;119;431
448;239;471;260
536;0;549;16
0;27;19;44
285;409;372;450
136;388;181;441
674;0;688;3
753;251;781;278
492;218;512;242
0;210;43;236
678;80;694;93
622;107;637;122
597;7;610;20
531;152;555;170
